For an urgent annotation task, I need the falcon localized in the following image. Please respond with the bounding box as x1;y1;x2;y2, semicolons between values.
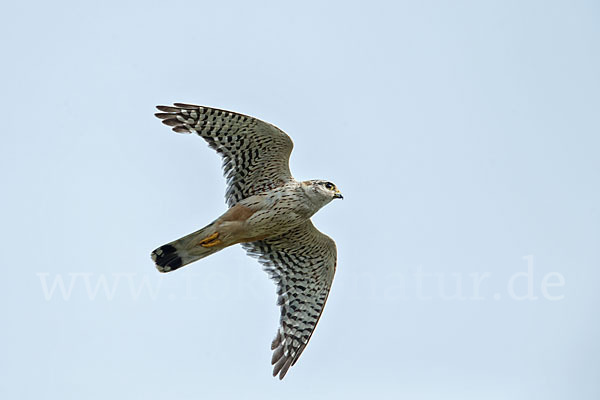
151;103;342;379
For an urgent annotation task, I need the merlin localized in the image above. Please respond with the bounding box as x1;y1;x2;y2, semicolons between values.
151;103;342;379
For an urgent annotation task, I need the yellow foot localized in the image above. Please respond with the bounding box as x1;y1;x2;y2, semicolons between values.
198;232;222;248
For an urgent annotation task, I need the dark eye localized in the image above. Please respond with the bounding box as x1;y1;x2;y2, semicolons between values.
324;182;334;190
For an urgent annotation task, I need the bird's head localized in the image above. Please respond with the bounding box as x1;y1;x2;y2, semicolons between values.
302;180;343;207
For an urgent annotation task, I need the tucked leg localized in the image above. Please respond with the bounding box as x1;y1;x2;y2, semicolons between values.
198;232;222;247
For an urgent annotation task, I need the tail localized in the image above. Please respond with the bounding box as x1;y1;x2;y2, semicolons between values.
151;222;224;273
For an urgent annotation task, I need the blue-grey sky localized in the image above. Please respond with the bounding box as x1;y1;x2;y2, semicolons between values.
1;1;599;399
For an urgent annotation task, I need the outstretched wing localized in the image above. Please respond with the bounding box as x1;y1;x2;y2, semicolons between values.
155;103;294;207
242;221;337;379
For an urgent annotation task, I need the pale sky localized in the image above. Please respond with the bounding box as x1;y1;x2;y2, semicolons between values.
1;1;599;399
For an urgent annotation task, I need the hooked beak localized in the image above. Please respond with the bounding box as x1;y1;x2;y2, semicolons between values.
333;191;344;200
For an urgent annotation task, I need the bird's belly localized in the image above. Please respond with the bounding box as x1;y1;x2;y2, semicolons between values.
243;208;308;240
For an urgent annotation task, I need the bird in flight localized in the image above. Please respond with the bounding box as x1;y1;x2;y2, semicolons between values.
151;103;342;379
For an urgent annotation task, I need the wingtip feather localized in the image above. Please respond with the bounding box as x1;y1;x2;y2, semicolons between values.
156;105;179;112
173;102;200;108
161;118;181;127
